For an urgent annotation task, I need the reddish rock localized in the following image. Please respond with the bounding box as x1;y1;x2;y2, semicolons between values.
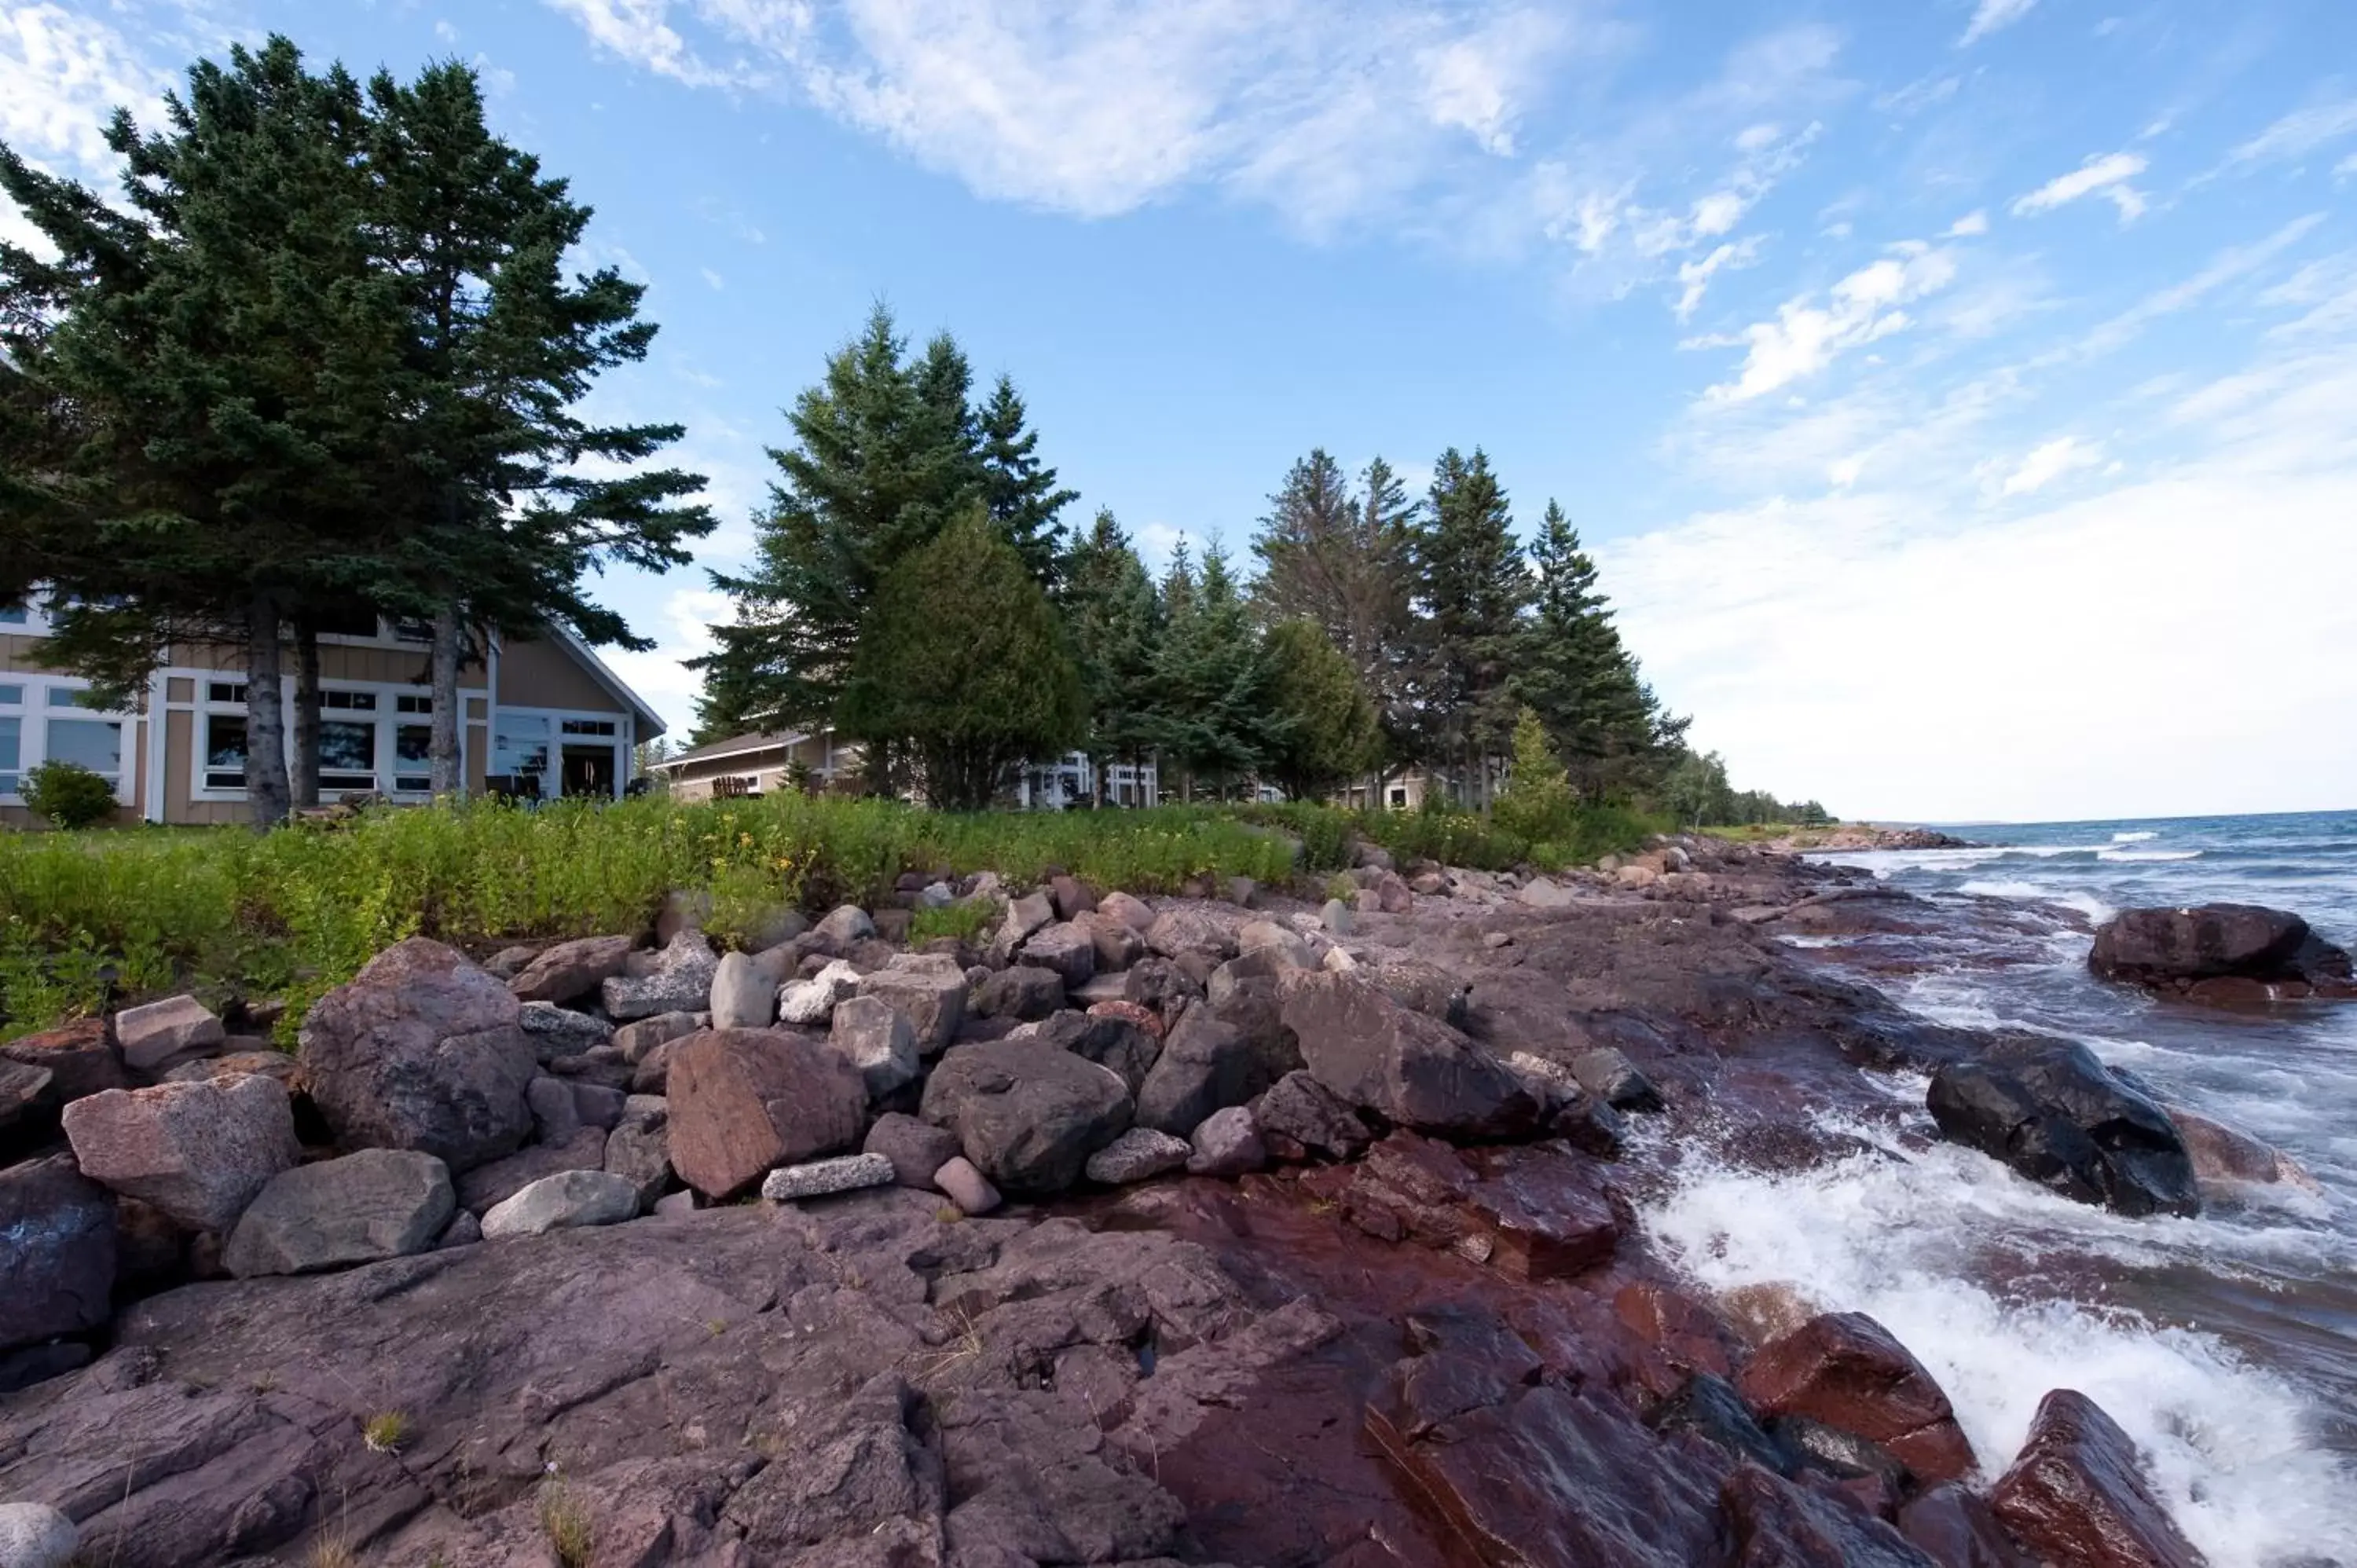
664;1028;867;1199
509;932;637;1004
0;1017;126;1104
1615;1280;1739;1379
1718;1461;1943;1567
1048;874;1097;921
0;1057;49;1129
1989;1389;2207;1568
1087;998;1166;1041
60;1074;299;1233
1737;1311;1977;1485
1899;1482;2036;1568
1322;1132;1623;1282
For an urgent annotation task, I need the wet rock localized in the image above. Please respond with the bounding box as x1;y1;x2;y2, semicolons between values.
665;1028;869;1198
933;1154;1000;1214
1023;921;1099;987
1;1017;126;1104
1146;907;1237;965
1279;972;1541;1141
1135;1002;1256;1136
515;1000;613;1061
221;1149;455;1277
1736;1311;1976;1485
973;964;1067;1020
1253;1068;1373;1160
761;1152;896;1201
61;1074;298;1233
864;1111;965;1189
480;1168;639;1238
1086;1127;1193;1185
511;932;636;1004
777;956;861;1025
113;994;225;1072
1899;1482;2036;1568
1989;1388;2207;1568
1321;1134;1624;1282
1615;1282;1739;1379
1571;1046;1667;1112
2168;1105;2322;1195
857;954;970;1055
2090;903;2351;999
1654;1372;1795;1476
1187;1105;1266;1177
0;1504;77;1568
1717;1460;1936;1566
1927;1040;2199;1218
828;995;920;1100
455;1126;609;1216
921;1037;1134;1195
815;903;876;945
601;929;720;1022
299;938;539;1173
0;1155;115;1350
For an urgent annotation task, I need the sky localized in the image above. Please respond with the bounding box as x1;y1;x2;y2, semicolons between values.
4;0;2354;824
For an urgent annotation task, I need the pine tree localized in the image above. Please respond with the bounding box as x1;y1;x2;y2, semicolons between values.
1263;620;1378;801
977;373;1078;590
1150;541;1284;798
1494;706;1574;844
1411;448;1530;807
841;508;1086;810
1061;509;1162;794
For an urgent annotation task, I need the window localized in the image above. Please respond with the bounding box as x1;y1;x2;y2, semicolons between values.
49;686;100;709
208;682;247;705
0;716;18;797
313;606;380;639
492;713;551;780
0;602;26;625
396;694;432;714
46;717;123;789
394;724;432;794
321;690;377;712
318;719;378;793
390;617;432;645
561;718;617;736
203;713;248;790
1390;788;1407;808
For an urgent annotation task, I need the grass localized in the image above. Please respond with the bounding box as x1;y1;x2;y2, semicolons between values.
361;1410;409;1454
0;792;1658;1042
537;1479;595;1568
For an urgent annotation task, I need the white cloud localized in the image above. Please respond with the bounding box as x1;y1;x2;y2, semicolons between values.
1699;243;1959;404
2012;151;2149;222
435;19;460;44
2340;152;2357;181
1673;236;1761;322
1945;209;1989;237
2070;214;2323;357
1959;0;2037;47
699;266;725;290
599;584;735;735
2228;97;2357;167
0;3;178;174
1996;434;2102;496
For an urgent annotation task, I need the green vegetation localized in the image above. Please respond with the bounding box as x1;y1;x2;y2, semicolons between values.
20;760;119;830
0;792;1657;1042
361;1411;410;1454
1661;750;1831;830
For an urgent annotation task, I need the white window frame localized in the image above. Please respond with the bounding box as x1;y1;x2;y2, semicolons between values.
189;676;456;803
495;705;630;800
0;675;137;806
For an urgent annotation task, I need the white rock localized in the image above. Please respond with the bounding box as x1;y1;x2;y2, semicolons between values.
1517;877;1579;909
777;959;861;1026
113;994;225;1072
480;1169;640;1239
0;1502;78;1568
828;996;919;1099
709;950;780;1031
1084;1127;1192;1185
760;1152;895;1202
814;905;875;945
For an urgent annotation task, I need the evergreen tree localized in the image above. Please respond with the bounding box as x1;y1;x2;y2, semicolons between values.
1516;499;1681;803
1410;448;1530;806
1262;619;1379;801
977;373;1078;590
1150;541;1284;798
840;508;1085;810
1061;508;1162;793
1494;706;1575;844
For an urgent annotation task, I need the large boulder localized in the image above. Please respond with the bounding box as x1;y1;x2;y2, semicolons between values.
857;954;969;1056
1135;1002;1258;1137
300;938;540;1173
665;1028;868;1199
1277;972;1542;1141
828;995;920;1100
0;1504;77;1568
863;1111;963;1189
1146;906;1237;965
112;994;225;1072
480;1169;640;1239
2090;903;2353;1001
1011;1009;1160;1094
1735;1311;1977;1484
1989;1389;2207;1568
779;958;861;1026
0;1156;115;1350
60;1074;297;1232
602;930;721;1021
1021;921;1098;988
509;932;636;1005
1927;1040;2199;1218
919;1038;1133;1195
222;1149;456;1277
0;1017;126;1105
709;948;789;1031
1254;1069;1373;1161
973;964;1066;1021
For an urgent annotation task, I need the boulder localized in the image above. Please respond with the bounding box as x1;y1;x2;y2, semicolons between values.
527;1074;583;1143
1365;959;1472;1027
456;1126;610;1216
300;938;540;1172
515;1000;614;1061
1086;1127;1192;1185
1021;921;1099;988
509;932;636;1005
919;1038;1133;1195
932;1155;1000;1214
709;949;787;1030
1373;870;1414;913
602;929;721;1022
1320;898;1354;936
158;1050;297;1090
1254;1068;1373;1160
0;1058;49;1129
603;1105;673;1211
614;1009;702;1062
779;958;862;1025
1146;906;1237;964
1517;877;1578;910
2089;903;2349;997
1186;1105;1266;1177
665;1028;869;1199
1927;1041;2200;1217
863;1111;964;1189
1237;918;1312;968
1096;890;1154;932
1;1017;126;1103
973;964;1066;1020
1081;910;1146;973
1278;972;1542;1141
1048;874;1097;921
60;1074;297;1232
0;1156;115;1350
1989;1389;2207;1568
0;1504;77;1568
995;890;1056;958
1135;1002;1258;1136
829;995;920;1099
222;1149;455;1277
480;1169;640;1239
1736;1311;1977;1484
1571;1047;1666;1114
112;994;225;1072
1087;998;1166;1042
761;1152;896;1202
857;954;970;1055
815;904;877;946
1012;1009;1160;1094
2168;1106;2321;1194
1898;1483;2036;1568
1123;955;1204;1025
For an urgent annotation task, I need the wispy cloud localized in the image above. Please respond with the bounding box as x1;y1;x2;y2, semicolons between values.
0;2;178;173
1958;0;2036;48
1695;242;1959;404
1996;434;2102;496
2013;150;2150;222
2228;97;2357;167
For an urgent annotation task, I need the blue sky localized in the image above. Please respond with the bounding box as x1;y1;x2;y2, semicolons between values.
5;0;2354;822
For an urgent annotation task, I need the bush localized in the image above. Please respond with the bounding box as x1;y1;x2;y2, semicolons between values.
20;760;119;830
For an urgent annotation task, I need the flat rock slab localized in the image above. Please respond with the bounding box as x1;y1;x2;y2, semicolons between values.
760;1152;895;1202
222;1149;455;1277
480;1169;640;1238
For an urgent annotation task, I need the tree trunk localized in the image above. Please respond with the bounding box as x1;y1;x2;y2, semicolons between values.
429;603;463;797
244;593;292;828
291;624;321;809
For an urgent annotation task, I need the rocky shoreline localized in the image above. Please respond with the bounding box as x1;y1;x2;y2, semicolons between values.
2;836;2332;1567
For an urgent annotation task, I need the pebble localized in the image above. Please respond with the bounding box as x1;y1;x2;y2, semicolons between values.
932;1155;1002;1215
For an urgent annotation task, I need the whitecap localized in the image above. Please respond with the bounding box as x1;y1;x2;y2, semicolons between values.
2098;848;2203;863
2114;830;2161;843
1958;878;2050;899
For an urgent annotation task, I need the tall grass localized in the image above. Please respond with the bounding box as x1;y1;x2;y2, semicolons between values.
0;793;1657;1040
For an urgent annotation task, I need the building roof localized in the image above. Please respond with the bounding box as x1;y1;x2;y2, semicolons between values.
644;729;818;772
543;623;671;742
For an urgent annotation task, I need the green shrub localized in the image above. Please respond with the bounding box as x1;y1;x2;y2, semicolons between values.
20;760;119;830
911;899;995;945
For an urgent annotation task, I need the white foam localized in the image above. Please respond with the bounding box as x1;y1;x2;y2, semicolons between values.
2113;830;2161;843
1639;1127;2357;1566
1958;878;2049;899
2099;848;2204;863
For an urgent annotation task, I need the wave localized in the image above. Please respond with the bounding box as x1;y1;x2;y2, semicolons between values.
2113;830;2160;842
1952;881;2116;924
1958;878;2049;899
2098;848;2204;863
1637;1126;2356;1566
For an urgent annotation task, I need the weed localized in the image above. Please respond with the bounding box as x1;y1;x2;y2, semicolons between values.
361;1410;409;1454
306;1537;357;1568
909;898;994;945
934;1203;966;1223
537;1479;595;1568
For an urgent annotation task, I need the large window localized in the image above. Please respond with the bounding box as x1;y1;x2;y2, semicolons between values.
394;693;433;794
492;712;552;782
202;683;248;790
317;691;379;793
43;687;123;791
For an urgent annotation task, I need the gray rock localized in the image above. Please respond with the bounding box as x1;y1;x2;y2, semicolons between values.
1021;921;1098;987
1096;890;1154;932
0;1502;77;1568
973;964;1067;1020
709;949;783;1030
1010;1010;1160;1094
829;995;920;1099
60;1074;298;1232
602;930;720;1022
603;1108;673;1211
1235;918;1312;968
652;1189;698;1218
516;1001;614;1061
614;1009;701;1063
299;938;539;1173
864;1112;965;1189
779;958;861;1026
1278;973;1540;1140
509;933;636;1005
999;891;1056;955
112;994;225;1072
1186;1106;1266;1178
480;1169;640;1239
570;1081;627;1130
1135;1003;1255;1137
1319;898;1354;936
0;1058;49;1131
814;904;876;946
1254;1069;1374;1161
222;1149;455;1277
435;1208;482;1249
527;1074;582;1144
1085;1127;1192;1185
0;1156;115;1351
760;1152;896;1202
1226;875;1259;909
917;881;955;909
1571;1047;1666;1113
1145;907;1236;964
1518;877;1579;909
1081;911;1146;973
920;1039;1133;1196
857;955;969;1055
456;1126;610;1216
932;1155;1000;1214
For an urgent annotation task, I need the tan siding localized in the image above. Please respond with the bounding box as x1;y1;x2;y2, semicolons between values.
496;636;618;715
467;722;488;793
1;632;57;672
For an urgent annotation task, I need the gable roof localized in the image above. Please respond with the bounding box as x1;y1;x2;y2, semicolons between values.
644;729;819;772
